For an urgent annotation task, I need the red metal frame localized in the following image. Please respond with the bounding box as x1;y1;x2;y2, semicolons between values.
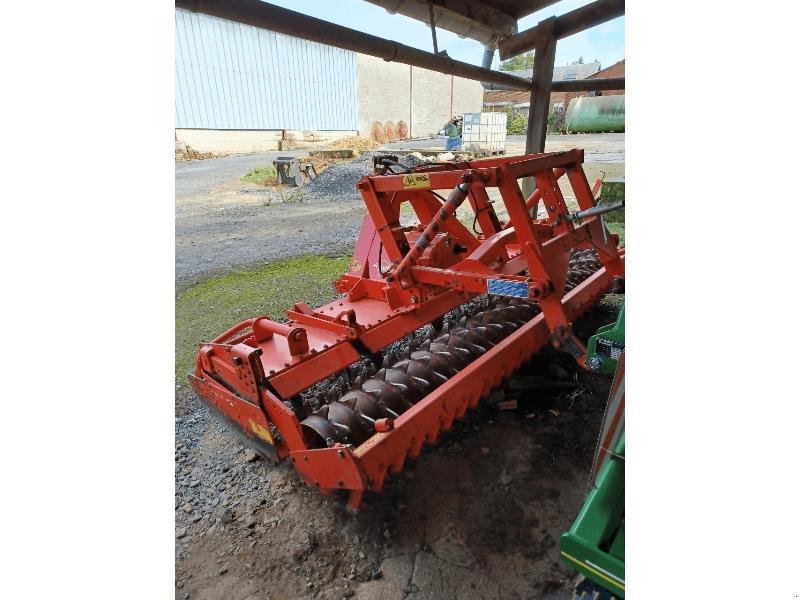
190;150;625;510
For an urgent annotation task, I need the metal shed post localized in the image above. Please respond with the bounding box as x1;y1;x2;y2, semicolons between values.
522;17;557;202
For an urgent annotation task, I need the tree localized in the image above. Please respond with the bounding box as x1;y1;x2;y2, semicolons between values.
570;56;584;65
499;51;534;72
504;107;528;135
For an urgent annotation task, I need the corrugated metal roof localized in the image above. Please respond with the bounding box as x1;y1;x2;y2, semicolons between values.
489;0;561;20
175;8;358;130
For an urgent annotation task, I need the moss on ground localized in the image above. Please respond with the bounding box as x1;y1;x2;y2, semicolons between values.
175;255;351;388
242;165;277;186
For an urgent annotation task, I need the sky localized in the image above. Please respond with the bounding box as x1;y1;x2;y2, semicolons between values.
264;0;624;70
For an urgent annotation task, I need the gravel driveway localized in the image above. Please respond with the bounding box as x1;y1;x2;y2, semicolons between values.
176;152;303;198
175;151;365;283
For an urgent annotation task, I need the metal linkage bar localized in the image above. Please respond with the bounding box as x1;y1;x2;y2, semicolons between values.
393;175;473;279
571;201;624;224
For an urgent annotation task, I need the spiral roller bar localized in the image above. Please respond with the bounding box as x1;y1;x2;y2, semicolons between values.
301;250;601;449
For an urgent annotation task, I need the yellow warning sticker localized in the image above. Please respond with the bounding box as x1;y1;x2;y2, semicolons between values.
402;173;431;189
249;419;274;445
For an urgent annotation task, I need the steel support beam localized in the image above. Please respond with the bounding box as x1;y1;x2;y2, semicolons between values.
483;76;625;94
428;0;439;54
498;0;625;60
176;0;531;90
551;77;625;93
521;18;557;201
526;21;557;154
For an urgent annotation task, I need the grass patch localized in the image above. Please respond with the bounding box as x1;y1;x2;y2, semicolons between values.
242;165;277;186
175;255;351;389
606;222;625;246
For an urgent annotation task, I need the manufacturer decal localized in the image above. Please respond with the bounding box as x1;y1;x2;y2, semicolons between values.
402;173;431;189
249;419;274;445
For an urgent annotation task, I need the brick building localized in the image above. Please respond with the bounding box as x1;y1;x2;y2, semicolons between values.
484;60;625;125
484;61;600;116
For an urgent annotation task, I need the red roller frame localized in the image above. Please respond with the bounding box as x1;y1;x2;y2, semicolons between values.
190;150;625;510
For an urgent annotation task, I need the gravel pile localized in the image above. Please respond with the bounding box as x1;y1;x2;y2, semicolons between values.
303;154;375;202
174;406;286;561
303;152;429;203
174;402;393;596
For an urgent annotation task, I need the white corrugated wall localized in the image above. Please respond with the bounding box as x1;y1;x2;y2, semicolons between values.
175;8;358;131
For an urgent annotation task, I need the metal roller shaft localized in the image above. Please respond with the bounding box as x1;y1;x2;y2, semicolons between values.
300;298;538;448
565;248;602;292
300;249;604;449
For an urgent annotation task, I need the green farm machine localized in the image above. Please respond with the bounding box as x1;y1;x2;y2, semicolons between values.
561;303;625;598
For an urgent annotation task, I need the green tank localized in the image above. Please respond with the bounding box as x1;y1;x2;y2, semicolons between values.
564;95;625;133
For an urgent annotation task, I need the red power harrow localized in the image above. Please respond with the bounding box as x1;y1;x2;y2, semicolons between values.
190;149;625;511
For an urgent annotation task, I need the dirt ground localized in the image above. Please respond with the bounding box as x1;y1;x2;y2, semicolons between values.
175;150;362;283
175;133;625;599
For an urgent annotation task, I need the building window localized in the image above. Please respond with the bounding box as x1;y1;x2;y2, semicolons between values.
552;101;564;114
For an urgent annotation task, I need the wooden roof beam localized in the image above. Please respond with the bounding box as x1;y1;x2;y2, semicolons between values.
551;76;624;92
367;0;517;44
498;0;625;60
508;1;561;19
